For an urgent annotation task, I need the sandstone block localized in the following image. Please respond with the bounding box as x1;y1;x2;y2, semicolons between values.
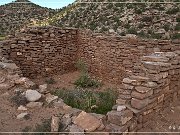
135;86;152;93
73;111;101;132
107;110;133;126
131;90;153;99
131;98;150;110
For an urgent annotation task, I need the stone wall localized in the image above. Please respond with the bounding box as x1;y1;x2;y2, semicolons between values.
1;26;179;82
0;26;78;78
0;26;180;133
78;30;180;83
107;51;180;132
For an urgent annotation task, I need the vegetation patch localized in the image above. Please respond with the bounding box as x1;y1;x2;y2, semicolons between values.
45;77;56;84
0;36;5;41
52;88;118;114
11;91;27;106
33;119;51;134
74;59;101;88
74;74;101;88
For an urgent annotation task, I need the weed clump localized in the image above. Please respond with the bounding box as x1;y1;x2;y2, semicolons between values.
11;91;27;106
33;119;51;134
53;88;118;114
74;59;101;88
45;77;56;84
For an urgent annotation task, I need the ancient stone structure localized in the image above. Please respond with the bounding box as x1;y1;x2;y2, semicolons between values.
0;26;78;77
0;26;179;133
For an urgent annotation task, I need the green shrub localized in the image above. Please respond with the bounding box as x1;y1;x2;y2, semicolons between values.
163;24;170;32
22;126;32;133
101;26;108;32
127;27;137;34
175;23;180;31
0;36;5;41
107;3;113;9
75;59;87;74
138;31;146;37
176;17;180;22
166;7;179;14
74;74;101;88
151;33;162;39
135;8;142;14
141;16;153;22
75;59;101;88
124;23;130;29
53;88;118;114
171;33;180;39
138;23;144;29
33;119;51;135
120;32;126;36
45;77;55;84
11;92;27;106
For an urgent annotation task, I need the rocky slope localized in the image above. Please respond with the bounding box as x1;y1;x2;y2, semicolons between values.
49;0;180;39
0;0;56;36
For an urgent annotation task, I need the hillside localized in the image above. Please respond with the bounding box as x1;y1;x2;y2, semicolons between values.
49;0;180;39
0;0;56;36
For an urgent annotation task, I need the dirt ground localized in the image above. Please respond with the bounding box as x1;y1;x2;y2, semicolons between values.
139;100;180;134
0;71;180;134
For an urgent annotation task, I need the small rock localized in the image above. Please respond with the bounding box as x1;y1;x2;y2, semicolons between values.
0;77;5;84
45;93;58;104
109;29;115;33
17;105;27;111
51;116;60;132
15;77;35;89
39;84;48;93
73;111;101;132
53;99;66;108
25;90;41;102
126;34;137;38
117;105;126;112
116;98;126;105
26;102;43;108
68;124;84;135
17;113;29;119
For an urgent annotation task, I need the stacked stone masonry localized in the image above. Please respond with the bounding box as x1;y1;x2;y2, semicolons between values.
0;26;78;78
0;26;180;133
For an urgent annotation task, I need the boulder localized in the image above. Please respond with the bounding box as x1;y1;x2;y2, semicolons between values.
25;90;41;102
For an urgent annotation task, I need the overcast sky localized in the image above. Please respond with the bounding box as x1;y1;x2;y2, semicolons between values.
0;0;75;9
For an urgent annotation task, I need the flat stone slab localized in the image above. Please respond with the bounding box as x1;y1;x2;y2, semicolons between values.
73;111;101;132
